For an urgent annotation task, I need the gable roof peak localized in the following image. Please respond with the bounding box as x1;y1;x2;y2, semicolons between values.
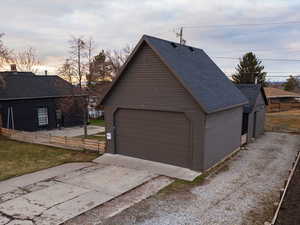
101;34;248;113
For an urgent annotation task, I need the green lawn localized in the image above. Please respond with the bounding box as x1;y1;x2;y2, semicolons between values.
78;132;106;141
0;136;99;181
89;119;105;127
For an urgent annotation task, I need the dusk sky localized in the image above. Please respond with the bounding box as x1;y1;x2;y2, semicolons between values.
1;0;300;81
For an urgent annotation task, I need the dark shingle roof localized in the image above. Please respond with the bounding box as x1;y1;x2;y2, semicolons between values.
236;84;268;113
0;72;83;100
101;35;248;113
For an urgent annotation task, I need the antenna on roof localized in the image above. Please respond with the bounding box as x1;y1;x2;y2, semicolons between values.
176;27;186;45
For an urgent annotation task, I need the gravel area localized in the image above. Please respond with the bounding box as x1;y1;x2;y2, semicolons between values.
102;132;300;225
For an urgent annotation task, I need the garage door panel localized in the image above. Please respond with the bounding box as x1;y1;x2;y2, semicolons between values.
116;139;188;165
117;117;189;129
116;129;189;144
117;139;189;150
115;109;190;168
117;136;190;150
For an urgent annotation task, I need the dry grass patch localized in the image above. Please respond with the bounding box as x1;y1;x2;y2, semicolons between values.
0;136;99;181
265;110;300;133
243;191;278;225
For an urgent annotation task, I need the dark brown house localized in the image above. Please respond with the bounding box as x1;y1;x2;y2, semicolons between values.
100;35;248;171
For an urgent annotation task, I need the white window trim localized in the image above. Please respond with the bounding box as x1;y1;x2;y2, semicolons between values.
37;107;49;126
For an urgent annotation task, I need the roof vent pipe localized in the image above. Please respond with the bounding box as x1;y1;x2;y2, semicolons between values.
170;42;178;48
188;47;194;52
10;64;17;72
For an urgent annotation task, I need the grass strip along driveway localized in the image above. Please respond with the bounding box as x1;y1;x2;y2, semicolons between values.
89;119;105;127
0;136;99;181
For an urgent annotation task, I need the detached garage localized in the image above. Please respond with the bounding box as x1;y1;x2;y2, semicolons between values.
236;84;268;143
100;35;248;171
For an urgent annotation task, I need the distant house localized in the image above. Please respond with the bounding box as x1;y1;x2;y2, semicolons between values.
88;81;112;119
264;87;300;103
236;84;268;143
0;70;86;131
100;35;248;171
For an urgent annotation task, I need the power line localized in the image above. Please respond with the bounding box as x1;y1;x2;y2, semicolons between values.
181;20;300;29
214;56;300;62
226;76;293;78
224;74;294;77
207;48;300;54
224;71;300;74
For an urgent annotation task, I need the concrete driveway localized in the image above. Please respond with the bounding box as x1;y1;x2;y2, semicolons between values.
0;162;169;225
33;125;104;137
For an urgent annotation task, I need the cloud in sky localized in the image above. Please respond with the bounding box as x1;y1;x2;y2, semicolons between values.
1;0;300;80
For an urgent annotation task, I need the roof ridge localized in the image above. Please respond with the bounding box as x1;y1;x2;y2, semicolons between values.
143;34;204;52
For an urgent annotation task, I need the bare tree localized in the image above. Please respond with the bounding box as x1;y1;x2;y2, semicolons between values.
68;36;87;88
10;47;41;73
0;33;11;70
57;59;75;83
86;37;97;86
105;44;133;78
0;33;11;89
57;36;90;137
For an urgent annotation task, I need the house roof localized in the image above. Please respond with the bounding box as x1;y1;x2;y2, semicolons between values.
236;84;268;113
0;71;84;100
101;35;248;114
264;87;300;98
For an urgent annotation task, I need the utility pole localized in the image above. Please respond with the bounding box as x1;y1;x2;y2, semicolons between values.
176;27;186;45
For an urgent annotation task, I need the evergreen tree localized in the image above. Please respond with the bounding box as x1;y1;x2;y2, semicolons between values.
284;75;299;91
87;50;113;85
232;52;267;86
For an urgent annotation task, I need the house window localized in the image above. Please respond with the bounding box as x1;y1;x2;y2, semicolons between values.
37;107;48;126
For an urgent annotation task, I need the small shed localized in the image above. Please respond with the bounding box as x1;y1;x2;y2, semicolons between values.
236;84;268;143
100;35;248;171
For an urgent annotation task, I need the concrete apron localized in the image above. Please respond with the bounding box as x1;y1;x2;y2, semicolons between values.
0;164;161;225
94;153;202;182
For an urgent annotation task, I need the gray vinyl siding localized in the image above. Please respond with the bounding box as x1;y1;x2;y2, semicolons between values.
253;92;266;137
247;112;254;141
247;92;266;140
103;43;205;170
203;106;243;170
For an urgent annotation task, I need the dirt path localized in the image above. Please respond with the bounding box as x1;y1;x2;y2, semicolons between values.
275;152;300;225
102;133;300;225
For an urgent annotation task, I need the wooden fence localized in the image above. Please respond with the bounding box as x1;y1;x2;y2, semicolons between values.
267;102;300;112
0;128;105;153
